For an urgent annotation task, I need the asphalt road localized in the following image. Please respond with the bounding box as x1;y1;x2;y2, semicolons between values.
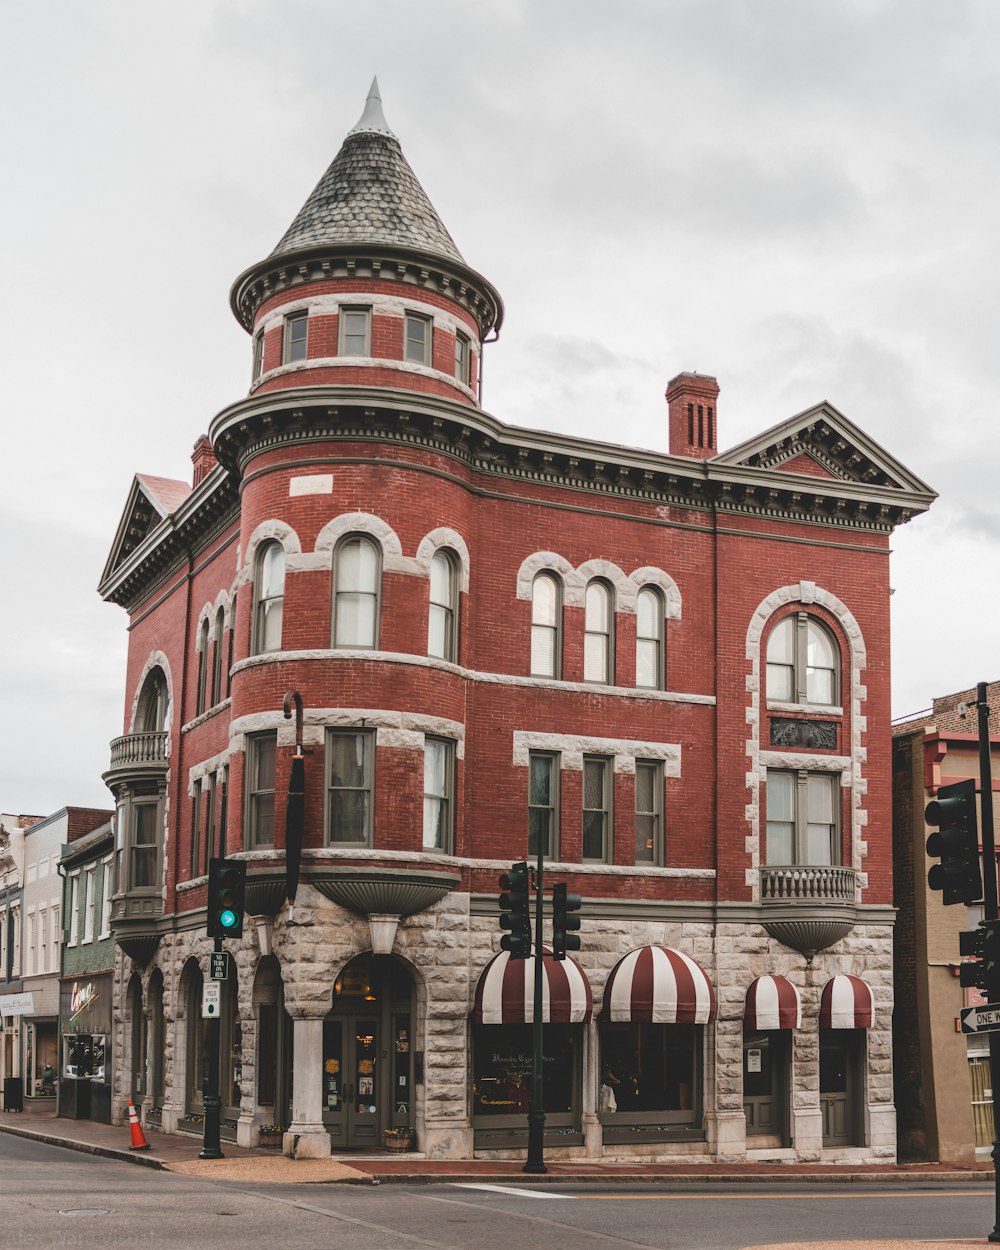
1;1134;995;1250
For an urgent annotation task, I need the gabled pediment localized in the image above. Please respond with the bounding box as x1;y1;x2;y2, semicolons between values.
100;474;192;585
712;401;934;495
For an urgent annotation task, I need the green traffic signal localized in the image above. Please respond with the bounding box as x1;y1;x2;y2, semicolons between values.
208;858;247;938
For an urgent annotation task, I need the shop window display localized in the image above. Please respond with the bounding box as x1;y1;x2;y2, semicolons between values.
599;1022;704;1141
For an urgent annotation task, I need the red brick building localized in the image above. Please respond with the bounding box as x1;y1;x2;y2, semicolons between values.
99;82;934;1161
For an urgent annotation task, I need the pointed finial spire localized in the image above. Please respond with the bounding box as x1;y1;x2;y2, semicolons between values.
347;77;397;140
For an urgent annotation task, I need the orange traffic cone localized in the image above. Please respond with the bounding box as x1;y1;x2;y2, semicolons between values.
127;1098;150;1151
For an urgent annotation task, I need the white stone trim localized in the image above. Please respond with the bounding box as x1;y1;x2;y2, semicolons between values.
253;356;477;403
743;581;868;901
515;552;681;617
512;730;681;774
254;289;481;343
128;650;175;738
230;707;466;759
188;750;230;789
413;528;471;594
236;519;303;586
313;513;415;576
229;647;716;706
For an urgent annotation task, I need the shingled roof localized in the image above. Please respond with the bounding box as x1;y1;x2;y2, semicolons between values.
270;78;465;265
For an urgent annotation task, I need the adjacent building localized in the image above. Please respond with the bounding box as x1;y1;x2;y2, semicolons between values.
0;811;39;1101
98;83;934;1161
58;816;115;1123
892;681;1000;1162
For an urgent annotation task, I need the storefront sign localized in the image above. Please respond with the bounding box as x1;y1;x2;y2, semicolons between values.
0;992;33;1016
59;975;112;1037
747;1049;762;1073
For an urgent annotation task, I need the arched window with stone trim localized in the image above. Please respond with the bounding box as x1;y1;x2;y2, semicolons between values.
195;618;210;715
766;613;840;706
584;579;614;684
135;667;170;733
530;572;562;678
333;535;381;648
210;606;225;707
635;586;666;689
252;542;285;655
428;548;459;661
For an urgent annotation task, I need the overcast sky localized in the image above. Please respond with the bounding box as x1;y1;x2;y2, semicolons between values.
3;0;998;815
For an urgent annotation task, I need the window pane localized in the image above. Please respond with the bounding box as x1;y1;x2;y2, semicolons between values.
529;756;552;806
636;638;658;689
584;760;605;808
765;821;794;864
335;593;376;646
806;621;835;669
260;544;285;598
405;316;428;363
260;599;283;652
531;626;556;677
253;793;275;846
637;588;658;637
583;812;605;860
586;583;610;631
256;736;276;790
430;552;452;606
286;314;308;362
338;539;378;592
807;774;835;822
527;809;550;859
584;633;608;682
428;604;448;659
765;772;794;864
806;666;836;705
342;310;369;355
767;617;795;664
328;733;371;845
330;792;369;843
532;576;557;626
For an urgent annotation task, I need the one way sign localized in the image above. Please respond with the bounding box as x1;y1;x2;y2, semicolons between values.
960;1003;1000;1034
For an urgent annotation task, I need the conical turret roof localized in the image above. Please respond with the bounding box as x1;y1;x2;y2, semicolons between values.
270;78;464;265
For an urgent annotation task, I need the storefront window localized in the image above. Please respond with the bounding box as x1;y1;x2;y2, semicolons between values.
472;1024;576;1118
599;1022;703;1139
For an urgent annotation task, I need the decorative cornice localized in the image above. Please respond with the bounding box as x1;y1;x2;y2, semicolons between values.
229;243;503;338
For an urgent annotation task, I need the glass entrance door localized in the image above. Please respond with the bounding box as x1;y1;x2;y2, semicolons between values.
743;1031;789;1144
347;1017;379;1148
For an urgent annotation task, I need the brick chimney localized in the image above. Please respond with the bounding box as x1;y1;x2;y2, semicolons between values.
666;372;720;459
192;435;218;486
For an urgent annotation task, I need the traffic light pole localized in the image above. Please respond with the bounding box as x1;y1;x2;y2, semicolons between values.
973;683;1000;1243
200;936;224;1160
523;842;547;1174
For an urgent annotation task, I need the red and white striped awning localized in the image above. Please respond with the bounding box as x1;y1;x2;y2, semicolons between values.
819;975;874;1029
744;975;801;1030
601;946;715;1024
472;950;593;1025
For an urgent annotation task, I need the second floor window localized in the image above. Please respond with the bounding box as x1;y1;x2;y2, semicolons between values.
246;733;276;850
253;542;285;654
131;801;160;889
284;311;308;363
584;580;614;684
530;573;561;678
252;330;264;381
190;780;203;877
334;536;380;648
635;586;665;689
765;769;839;866
423;738;455;852
326;731;372;845
68;875;80;945
528;752;559;860
583;756;612;862
634;760;664;865
766;613;840;706
428;549;458;661
211;607;225;707
196;619;210;715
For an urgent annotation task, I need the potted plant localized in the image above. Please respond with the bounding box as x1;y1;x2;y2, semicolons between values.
258;1124;284;1149
383;1125;414;1152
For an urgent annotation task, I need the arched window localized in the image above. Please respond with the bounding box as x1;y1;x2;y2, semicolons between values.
195;619;210;715
135;668;169;733
584;580;614;684
226;594;236;699
428;549;458;661
333;536;380;648
530;573;561;678
766;614;840;705
635;587;665;689
210;607;225;707
252;542;285;655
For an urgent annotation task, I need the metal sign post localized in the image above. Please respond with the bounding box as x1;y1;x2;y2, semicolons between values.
523;842;547;1174
200;937;224;1160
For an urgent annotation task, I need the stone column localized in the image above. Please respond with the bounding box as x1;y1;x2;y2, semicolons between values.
285;1015;330;1158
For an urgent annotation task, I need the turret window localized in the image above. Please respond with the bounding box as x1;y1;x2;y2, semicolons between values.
428;549;459;661
283;312;308;363
340;307;371;357
333;535;381;648
252;542;285;655
455;332;470;384
252;331;264;381
530;573;562;678
405;313;432;365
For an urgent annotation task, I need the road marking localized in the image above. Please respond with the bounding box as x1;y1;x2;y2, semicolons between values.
454;1183;572;1199
577;1190;990;1200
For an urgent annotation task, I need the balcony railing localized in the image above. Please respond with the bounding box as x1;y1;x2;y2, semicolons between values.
760;864;857;903
107;731;168;770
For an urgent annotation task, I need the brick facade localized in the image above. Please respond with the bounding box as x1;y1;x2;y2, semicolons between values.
99;86;934;1161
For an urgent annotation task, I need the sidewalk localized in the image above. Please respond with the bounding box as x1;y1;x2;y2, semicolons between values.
0;1106;994;1187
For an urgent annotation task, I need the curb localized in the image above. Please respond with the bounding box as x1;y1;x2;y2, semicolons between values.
0;1120;166;1170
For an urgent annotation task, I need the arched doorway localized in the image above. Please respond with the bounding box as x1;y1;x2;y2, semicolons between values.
180;959;205;1118
253;956;292;1130
126;973;146;1105
323;954;414;1149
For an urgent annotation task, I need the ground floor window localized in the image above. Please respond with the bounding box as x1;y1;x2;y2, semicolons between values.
471;1023;582;1147
599;1022;704;1142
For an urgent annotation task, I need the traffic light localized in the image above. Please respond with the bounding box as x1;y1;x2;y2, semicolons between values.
207;857;247;939
499;861;531;959
926;778;981;906
551;882;582;960
961;920;1000;1001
